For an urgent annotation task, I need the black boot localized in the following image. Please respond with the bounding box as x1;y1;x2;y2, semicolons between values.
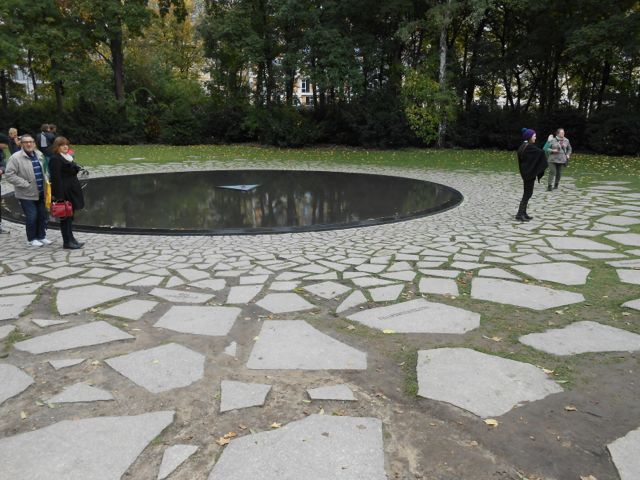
547;185;553;192
515;201;529;222
553;183;559;190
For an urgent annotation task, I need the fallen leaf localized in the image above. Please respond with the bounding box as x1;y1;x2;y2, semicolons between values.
555;310;564;315
270;422;282;429
215;437;230;446
565;405;577;412
20;411;27;420
542;368;554;374
484;419;499;427
238;424;247;430
346;325;356;330
223;431;237;439
580;476;598;480
382;329;395;334
318;408;325;415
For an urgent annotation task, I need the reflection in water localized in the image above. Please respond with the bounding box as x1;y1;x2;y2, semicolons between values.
1;170;462;233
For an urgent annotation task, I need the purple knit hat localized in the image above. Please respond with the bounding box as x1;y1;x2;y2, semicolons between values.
521;128;536;141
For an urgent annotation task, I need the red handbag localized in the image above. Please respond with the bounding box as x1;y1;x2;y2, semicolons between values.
50;200;73;218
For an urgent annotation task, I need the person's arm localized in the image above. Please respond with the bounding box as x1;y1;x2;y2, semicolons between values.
4;157;31;188
565;139;572;158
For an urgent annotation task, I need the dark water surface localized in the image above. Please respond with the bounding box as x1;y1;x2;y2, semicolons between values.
1;170;463;234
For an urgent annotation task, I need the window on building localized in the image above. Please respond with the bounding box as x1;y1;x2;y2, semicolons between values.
305;96;312;105
301;78;310;94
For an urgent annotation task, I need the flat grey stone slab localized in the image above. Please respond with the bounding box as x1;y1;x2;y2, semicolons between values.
608;259;640;268
101;299;158;320
208;414;385;480
106;343;205;393
381;270;416;282
48;382;114;403
223;341;237;357
622;299;640;311
0;295;36;321
599;215;640;226
256;293;315;314
304;281;351;299
608;426;640;480
158;444;199;480
419;278;459;296
32;319;68;328
49;358;85;370
520;321;640;355
57;285;136;315
0;411;174;480
0;280;47;295
41;266;86;280
0;324;16;340
0;364;34;405
471;278;584;310
547;237;615;251
150;287;214;304
190;279;226;291
226;285;262;304
606;233;640;247
104;272;148;286
220;380;272;412
418;269;460;278
15;321;133;355
54;278;100;289
0;274;31;288
154;306;240;337
417;348;563;417
478;268;520;280
247;320;366;370
512;262;590;286
618;269;640;285
336;290;367;313
307;385;356;401
347;299;479;334
369;284;404;302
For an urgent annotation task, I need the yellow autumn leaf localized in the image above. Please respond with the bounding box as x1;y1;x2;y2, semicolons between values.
484;419;499;427
382;329;395;334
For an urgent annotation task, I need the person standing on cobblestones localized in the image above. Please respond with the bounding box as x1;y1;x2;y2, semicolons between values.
0;132;8;234
4;134;51;246
546;128;572;191
516;128;547;222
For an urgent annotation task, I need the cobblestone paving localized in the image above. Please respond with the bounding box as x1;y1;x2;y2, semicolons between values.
1;160;639;479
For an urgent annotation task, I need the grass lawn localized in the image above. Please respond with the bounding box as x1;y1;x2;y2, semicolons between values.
73;144;640;188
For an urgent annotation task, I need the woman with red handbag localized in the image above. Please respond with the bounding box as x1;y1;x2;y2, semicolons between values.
49;137;85;249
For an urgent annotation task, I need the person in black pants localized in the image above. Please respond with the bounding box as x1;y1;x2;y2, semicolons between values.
0;133;8;234
516;128;547;222
49;136;85;249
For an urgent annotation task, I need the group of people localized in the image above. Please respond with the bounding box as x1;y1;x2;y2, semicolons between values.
516;127;572;222
0;125;86;249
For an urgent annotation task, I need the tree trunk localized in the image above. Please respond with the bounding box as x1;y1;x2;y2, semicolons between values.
0;69;8;112
596;60;611;110
27;50;38;101
109;32;126;102
285;69;295;106
437;0;451;148
464;19;487;111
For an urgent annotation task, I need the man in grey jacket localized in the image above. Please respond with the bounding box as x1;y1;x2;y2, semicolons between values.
4;134;51;246
546;128;572;191
0;132;8;233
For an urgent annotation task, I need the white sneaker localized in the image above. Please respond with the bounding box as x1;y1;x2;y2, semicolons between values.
38;238;52;245
28;239;44;247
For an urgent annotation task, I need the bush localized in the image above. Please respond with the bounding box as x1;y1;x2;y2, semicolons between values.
586;108;640;156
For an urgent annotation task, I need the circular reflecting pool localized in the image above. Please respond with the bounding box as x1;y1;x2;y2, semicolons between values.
1;170;463;235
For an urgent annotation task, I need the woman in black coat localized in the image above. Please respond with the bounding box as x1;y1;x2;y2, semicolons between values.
49;136;85;249
516;128;547;222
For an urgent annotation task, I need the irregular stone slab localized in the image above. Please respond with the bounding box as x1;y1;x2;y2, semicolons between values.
149;287;214;304
547;237;615;251
419;278;459;296
57;285;135;315
208;415;385;480
0;324;16;340
176;268;210;282
256;293;315;314
269;281;299;291
418;269;460;279
239;275;269;285
158;444;199;480
101;299;158;321
369;284;404;302
304;281;351;299
347;299;479;334
512;262;590;286
15;321;133;355
53;278;100;289
606;233;640;247
104;272;148;286
618;269;640;285
471;278;584;311
220;380;272;412
32;319;68;328
478;268;520;280
520;321;640;355
380;270;416;282
0;411;174;480
336;290;367;314
0;280;47;295
154;306;240;337
106;343;205;393
226;285;262;304
307;385;356;401
417;348;562;417
49;358;85;370
622;299;640;311
48;382;114;403
0;364;34;405
599;215;640;226
608;426;640;480
514;253;549;264
224;341;237;357
0;295;36;321
0;274;31;289
190;278;226;291
608;258;640;268
41;266;86;280
351;276;396;288
247;321;366;370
